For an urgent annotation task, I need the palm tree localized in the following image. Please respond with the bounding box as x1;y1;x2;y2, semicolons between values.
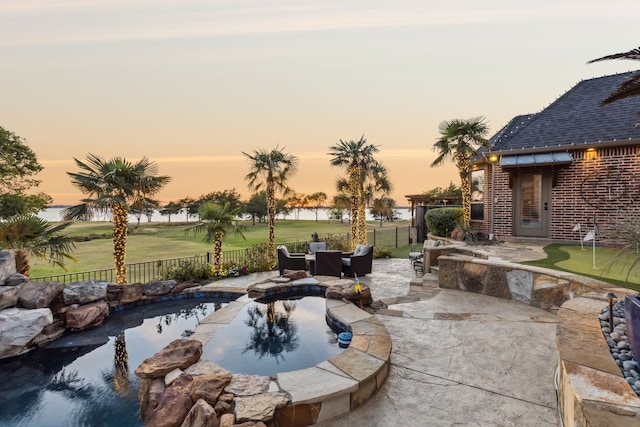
64;154;171;284
588;46;640;114
242;146;298;269
431;117;489;226
0;214;77;276
329;136;391;248
185;201;246;276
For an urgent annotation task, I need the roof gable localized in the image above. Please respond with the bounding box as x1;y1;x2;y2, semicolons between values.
490;71;640;152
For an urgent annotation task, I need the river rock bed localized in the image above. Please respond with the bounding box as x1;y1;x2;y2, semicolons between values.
600;299;640;396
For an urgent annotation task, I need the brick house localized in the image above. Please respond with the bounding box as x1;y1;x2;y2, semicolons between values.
472;71;640;243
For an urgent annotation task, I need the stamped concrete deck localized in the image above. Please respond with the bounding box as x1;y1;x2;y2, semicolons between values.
199;242;563;426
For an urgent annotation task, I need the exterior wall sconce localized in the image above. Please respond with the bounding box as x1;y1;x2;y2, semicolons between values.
488;154;499;163
585;148;597;160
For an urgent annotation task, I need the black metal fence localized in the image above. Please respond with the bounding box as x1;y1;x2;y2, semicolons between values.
31;226;411;284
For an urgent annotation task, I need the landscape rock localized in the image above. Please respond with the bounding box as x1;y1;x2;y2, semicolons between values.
139;378;166;423
4;273;29;287
0;251;16;285
185;360;232;378
219;413;235;427
65;301;109;331
0;307;52;358
180;398;219;427
144;279;178;296
325;281;373;306
147;374;194;427
135;339;203;379
18;281;65;309
190;373;233;405
107;282;144;304
0;286;19;310
225;374;270;396
233;392;290;423
172;282;201;294
282;270;307;280
63;280;109;305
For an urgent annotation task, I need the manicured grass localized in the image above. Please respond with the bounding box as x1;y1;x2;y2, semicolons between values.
521;244;640;292
29;219;411;277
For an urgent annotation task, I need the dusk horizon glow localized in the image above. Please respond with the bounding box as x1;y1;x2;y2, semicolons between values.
2;1;638;205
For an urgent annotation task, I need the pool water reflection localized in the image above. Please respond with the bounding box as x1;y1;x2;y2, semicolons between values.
0;299;225;427
203;296;344;376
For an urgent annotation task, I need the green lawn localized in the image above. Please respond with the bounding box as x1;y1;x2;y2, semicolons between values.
521;244;640;292
29;219;411;277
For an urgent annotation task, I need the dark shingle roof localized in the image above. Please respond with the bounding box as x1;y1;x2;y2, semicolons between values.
489;71;640;153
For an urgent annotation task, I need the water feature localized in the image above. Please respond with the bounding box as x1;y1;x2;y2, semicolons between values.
0;298;226;427
203;296;345;376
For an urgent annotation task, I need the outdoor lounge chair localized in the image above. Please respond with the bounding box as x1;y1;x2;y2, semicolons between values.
313;250;342;277
341;244;373;277
277;246;306;275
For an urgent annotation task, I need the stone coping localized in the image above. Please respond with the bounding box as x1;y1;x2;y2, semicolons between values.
190;277;392;426
557;289;640;426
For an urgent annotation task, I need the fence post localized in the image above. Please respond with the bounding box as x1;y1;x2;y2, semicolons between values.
395;227;398;248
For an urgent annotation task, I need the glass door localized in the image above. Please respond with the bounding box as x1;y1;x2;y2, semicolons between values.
513;170;550;237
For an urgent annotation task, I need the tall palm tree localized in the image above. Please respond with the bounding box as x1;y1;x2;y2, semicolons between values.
63;154;171;284
243;146;298;269
329;136;391;248
588;46;640;114
0;214;77;276
431;117;489;226
185;201;246;276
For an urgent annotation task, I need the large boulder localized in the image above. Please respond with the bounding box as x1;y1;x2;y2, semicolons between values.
144;280;178;296
0;307;52;359
0;251;16;285
4;273;29;287
65;302;109;331
0;286;19;310
325;280;373;306
135;339;203;379
146;374;194;427
107;282;144;305
181;399;219;427
18;281;65;309
63;280;109;305
139;378;166;423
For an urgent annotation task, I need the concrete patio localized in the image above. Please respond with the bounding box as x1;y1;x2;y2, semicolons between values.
203;243;562;426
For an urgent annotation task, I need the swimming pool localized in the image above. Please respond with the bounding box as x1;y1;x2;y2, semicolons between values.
0;298;226;427
203;296;345;376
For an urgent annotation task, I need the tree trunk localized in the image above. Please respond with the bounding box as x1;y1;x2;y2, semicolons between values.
113;203;129;284
213;233;223;276
457;156;471;226
266;180;276;269
15;250;30;276
349;165;360;250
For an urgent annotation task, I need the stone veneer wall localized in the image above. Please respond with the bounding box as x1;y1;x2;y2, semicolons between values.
433;249;640;425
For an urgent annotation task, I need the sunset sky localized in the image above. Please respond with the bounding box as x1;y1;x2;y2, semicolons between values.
1;1;638;206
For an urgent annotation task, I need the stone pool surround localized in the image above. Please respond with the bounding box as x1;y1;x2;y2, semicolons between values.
422;243;640;426
151;275;391;426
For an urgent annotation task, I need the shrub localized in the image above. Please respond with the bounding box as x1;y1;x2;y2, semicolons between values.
241;242;273;273
425;208;463;237
373;246;392;258
160;259;214;282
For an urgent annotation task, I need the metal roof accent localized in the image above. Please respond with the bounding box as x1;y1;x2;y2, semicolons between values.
499;152;573;167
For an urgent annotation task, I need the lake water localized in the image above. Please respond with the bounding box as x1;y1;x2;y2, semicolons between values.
39;207;410;223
